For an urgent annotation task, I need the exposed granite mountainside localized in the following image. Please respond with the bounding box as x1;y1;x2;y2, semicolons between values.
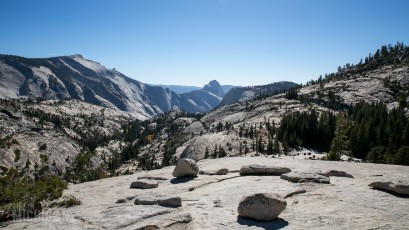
218;81;298;107
0;55;225;116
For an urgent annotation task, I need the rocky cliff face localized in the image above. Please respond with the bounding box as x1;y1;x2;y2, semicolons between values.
202;80;225;97
0;99;137;178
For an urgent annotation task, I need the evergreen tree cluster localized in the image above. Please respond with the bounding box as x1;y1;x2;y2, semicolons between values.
277;109;336;152
348;102;409;165
277;102;409;166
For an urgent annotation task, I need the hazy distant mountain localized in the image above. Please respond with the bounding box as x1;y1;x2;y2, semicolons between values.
221;85;236;94
202;80;224;97
0;54;224;116
158;83;237;95
155;85;201;94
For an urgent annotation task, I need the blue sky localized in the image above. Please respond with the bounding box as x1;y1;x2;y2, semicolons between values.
1;0;408;86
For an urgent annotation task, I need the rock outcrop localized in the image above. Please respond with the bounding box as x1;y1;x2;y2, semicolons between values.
280;171;330;184
237;193;287;221
369;181;409;196
172;158;199;178
239;164;291;176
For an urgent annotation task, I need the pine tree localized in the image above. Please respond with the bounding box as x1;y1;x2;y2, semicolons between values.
213;145;218;158
393;146;409;166
328;113;351;161
204;147;209;159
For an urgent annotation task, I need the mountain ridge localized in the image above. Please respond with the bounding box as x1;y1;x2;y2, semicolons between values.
0;55;233;116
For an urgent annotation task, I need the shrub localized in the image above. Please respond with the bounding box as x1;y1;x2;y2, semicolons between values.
50;195;82;208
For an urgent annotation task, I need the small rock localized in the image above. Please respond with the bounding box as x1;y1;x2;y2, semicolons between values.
135;225;160;230
116;198;127;204
283;186;307;198
134;198;158;205
134;196;182;207
158;197;182;207
281;172;330;184
369;181;409;195
161;212;193;228
239;164;291;176
199;168;228;175
130;180;159;189
238;193;287;221
325;170;354;178
172;158;199;178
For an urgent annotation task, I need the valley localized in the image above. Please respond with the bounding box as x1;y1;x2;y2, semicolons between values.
1;43;409;228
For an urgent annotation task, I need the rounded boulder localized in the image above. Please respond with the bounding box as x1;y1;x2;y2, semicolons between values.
172;158;199;178
238;193;287;221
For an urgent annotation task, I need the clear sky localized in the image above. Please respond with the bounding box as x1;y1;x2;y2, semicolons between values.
1;0;408;86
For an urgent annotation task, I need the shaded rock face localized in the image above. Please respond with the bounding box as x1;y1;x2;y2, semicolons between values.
369;181;409;196
280;172;330;184
238;193;287;221
130;180;159;189
239;164;291;176
172;158;199;178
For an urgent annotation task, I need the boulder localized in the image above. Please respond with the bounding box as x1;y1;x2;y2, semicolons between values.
238;193;287;221
172;158;199;178
369;181;409;196
281;172;330;184
239;164;291;176
199;168;229;175
130;180;159;189
325;170;354;178
158;197;182;208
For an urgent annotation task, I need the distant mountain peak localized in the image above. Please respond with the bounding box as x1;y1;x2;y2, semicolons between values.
202;80;224;97
70;54;84;59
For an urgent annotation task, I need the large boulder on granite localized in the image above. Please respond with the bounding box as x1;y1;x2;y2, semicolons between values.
369;181;409;196
281;171;330;184
239;164;291;176
238;193;287;221
130;180;159;189
172;158;199;178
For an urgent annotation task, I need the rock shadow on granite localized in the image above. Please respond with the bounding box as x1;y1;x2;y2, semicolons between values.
237;216;288;230
170;176;196;184
371;188;409;198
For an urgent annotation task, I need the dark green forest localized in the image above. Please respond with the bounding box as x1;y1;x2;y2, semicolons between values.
278;102;409;165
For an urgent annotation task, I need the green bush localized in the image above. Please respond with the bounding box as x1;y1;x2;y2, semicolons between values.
0;168;66;222
50;195;82;208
